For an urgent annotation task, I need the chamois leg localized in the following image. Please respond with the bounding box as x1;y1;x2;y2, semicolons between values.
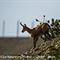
46;32;51;40
50;28;55;38
33;36;38;48
44;34;47;42
40;34;45;40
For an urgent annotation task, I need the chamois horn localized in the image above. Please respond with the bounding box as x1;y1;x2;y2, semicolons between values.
20;22;24;27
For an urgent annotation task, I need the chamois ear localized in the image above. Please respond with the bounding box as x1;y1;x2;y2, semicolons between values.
24;24;26;27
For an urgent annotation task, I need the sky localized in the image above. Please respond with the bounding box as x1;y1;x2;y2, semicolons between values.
0;0;60;37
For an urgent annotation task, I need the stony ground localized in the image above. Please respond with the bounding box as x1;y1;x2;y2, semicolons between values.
12;36;60;60
0;36;60;60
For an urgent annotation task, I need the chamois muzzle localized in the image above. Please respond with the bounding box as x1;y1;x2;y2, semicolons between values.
22;30;24;32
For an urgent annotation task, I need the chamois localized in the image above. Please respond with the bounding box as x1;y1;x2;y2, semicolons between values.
20;22;51;48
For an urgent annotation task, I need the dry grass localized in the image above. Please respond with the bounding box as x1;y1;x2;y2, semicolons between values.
0;37;60;60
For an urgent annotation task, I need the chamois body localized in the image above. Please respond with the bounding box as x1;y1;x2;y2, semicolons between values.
20;23;51;48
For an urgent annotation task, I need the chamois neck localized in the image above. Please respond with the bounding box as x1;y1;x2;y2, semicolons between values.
25;27;32;34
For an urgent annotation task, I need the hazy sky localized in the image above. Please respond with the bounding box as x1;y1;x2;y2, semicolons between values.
0;0;60;37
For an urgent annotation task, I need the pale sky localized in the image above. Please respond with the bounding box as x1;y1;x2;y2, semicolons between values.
0;0;60;37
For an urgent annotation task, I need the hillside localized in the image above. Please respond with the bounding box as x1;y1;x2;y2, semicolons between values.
0;37;33;55
0;36;60;60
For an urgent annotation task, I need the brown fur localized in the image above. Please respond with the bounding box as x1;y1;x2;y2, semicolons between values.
20;23;50;48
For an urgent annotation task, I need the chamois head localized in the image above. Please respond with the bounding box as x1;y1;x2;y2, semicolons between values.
20;22;27;32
